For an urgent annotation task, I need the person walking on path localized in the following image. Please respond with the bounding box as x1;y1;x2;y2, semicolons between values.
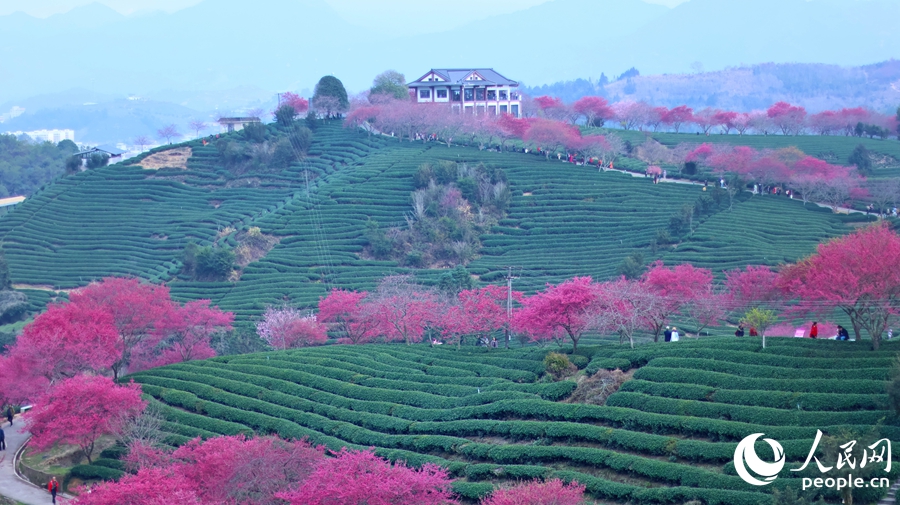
48;476;59;504
0;426;5;450
809;321;818;339
6;406;12;426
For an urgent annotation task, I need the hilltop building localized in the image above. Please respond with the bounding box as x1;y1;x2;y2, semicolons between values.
218;117;261;133
407;69;521;117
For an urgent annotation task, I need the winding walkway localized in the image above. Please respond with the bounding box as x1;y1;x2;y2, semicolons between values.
0;414;68;505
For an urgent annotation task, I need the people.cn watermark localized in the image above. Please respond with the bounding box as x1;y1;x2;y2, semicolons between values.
734;430;891;491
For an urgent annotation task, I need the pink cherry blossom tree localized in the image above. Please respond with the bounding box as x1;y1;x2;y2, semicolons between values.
480;478;585;505
276;448;457;505
512;276;598;351
767;101;807;135
26;375;145;463
0;303;119;403
256;306;327;350
641;261;713;341
318;289;378;344
573;96;613;127
777;223;900;349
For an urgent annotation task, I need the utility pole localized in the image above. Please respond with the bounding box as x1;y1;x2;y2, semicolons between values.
504;266;519;349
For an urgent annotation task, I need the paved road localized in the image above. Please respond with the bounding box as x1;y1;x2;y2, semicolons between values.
0;415;68;505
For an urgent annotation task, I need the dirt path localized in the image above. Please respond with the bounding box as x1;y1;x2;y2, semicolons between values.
12;284;70;294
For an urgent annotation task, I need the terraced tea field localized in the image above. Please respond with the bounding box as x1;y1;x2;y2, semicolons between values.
0;122;865;321
128;338;900;504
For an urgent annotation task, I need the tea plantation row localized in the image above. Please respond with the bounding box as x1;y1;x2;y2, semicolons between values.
127;338;899;504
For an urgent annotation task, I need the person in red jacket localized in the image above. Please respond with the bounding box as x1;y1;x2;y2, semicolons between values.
810;321;819;339
48;476;59;504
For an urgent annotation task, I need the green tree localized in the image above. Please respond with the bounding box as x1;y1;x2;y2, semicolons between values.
616;252;645;280
312;76;349;118
742;307;776;348
86;152;109;169
65;155;83;174
275;104;297;127
369;70;408;101
438;265;474;295
848;144;872;173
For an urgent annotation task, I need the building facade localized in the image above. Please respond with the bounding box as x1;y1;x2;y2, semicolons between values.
218;117;261;133
407;69;521;117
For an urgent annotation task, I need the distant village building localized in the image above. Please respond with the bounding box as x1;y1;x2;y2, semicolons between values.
408;69;522;117
76;145;126;162
218;117;261;133
7;129;75;143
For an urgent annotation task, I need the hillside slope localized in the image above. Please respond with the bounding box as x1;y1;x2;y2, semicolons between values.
0;122;862;321
128;338;900;503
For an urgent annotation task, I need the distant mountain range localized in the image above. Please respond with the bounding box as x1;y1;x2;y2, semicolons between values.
1;0;898;100
1;0;898;144
527;60;900;113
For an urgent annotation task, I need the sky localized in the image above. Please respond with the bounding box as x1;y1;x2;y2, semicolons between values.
0;0;689;18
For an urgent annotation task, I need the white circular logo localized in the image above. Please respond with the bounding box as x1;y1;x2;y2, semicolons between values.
734;433;785;486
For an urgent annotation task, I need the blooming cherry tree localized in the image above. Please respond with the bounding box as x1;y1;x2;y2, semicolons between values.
26;375;145;463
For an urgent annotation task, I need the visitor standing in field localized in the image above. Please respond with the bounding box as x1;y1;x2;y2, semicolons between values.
671;327;680;341
48;476;59;504
734;324;745;337
749;327;758;337
664;326;672;342
810;321;818;339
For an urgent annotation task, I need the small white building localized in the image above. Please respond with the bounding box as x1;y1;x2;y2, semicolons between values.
218;117;261;133
7;129;75;143
408;68;521;117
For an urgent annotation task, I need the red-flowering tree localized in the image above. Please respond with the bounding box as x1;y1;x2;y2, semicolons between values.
369;276;440;344
276;449;457;505
692;107;720;135
596;278;651;349
480;478;586;505
172;436;323;505
714;110;739;134
777;223;900;349
513;276;597;351
26;375;145;463
68;277;174;378
683;288;727;337
279;92;309;116
724;265;780;313
523;118;579;160
344;104;381;135
533;95;570;122
256;306;327;350
573;96;612;127
641;262;713;341
612;101;655;131
318;289;378;344
0;303;119;403
441;285;520;347
733;112;753;135
662;105;694;133
134;300;233;370
72;468;203;505
767;101;807;135
496;112;529;150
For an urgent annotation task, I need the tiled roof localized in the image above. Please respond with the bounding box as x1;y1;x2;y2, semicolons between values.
409;69;518;87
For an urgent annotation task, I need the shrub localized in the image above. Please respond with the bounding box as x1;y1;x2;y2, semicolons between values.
543;353;576;380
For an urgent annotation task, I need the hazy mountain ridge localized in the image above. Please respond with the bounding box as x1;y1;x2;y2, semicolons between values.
1;0;898;101
597;60;900;112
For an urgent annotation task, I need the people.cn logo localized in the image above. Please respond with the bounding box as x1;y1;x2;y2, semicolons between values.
734;433;786;486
